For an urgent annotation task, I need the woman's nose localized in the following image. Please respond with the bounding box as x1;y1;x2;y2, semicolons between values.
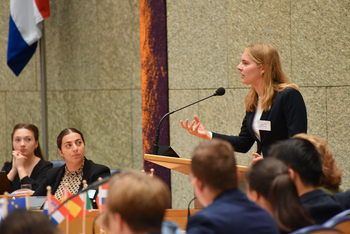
237;63;242;70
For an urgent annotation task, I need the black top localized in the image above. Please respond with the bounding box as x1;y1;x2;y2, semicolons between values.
213;88;307;156
300;189;344;224
33;158;110;196
1;159;53;191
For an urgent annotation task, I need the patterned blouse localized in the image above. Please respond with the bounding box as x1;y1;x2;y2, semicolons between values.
54;162;84;201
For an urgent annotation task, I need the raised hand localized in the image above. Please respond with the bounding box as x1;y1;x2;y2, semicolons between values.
180;115;211;140
250;152;263;165
12;151;27;170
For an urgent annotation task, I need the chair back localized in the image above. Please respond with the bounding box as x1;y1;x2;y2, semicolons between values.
50;160;66;168
324;215;350;234
290;225;343;234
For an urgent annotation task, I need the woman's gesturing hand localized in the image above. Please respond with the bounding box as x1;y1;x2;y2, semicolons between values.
180;115;211;140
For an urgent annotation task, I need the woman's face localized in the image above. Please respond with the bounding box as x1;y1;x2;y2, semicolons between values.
237;51;264;88
58;132;85;166
12;128;38;157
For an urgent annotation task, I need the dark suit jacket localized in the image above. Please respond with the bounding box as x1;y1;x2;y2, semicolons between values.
213;88;307;156
300;189;344;224
186;188;279;234
33;158;110;196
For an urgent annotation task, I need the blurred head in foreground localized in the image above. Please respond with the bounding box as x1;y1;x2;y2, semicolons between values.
103;170;170;234
0;209;62;234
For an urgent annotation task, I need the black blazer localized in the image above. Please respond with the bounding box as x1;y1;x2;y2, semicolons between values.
300;189;344;224
33;158;110;196
213;88;307;156
186;188;279;234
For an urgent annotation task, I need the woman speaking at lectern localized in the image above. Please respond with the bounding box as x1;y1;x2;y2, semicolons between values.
181;42;307;157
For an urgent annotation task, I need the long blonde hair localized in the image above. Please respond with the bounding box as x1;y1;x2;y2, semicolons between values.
244;43;298;112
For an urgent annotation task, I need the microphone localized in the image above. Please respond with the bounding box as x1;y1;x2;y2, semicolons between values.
152;87;226;155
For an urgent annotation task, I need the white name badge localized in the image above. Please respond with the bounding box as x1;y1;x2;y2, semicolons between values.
257;120;271;131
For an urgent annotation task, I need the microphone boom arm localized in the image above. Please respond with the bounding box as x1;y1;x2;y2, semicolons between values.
152;94;215;155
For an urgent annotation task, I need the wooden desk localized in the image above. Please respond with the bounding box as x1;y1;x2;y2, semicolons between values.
56;209;199;234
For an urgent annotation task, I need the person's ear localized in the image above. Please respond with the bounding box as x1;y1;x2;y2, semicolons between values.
193;177;205;192
260;65;265;75
35;140;39;149
288;168;296;180
109;213;123;233
57;148;63;158
247;189;260;203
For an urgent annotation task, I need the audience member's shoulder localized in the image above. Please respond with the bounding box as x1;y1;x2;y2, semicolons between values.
333;189;350;210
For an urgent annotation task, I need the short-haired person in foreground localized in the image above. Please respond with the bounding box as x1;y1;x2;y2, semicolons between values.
246;158;313;234
102;170;175;234
187;139;279;234
268;138;344;224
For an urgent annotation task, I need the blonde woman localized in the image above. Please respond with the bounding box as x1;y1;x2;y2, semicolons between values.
181;42;307;157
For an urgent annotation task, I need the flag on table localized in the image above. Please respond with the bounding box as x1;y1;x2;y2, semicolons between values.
7;0;50;76
96;182;109;212
43;194;69;226
7;197;26;213
78;191;92;218
62;191;84;222
0;198;7;222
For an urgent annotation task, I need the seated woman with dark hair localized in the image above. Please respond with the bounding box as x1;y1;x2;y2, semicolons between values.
245;158;313;234
34;128;110;200
2;123;53;192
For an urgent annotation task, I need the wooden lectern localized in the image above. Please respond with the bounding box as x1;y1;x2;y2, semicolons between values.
144;154;247;182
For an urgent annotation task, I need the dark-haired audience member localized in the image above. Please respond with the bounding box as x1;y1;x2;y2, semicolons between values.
0;209;62;234
2;123;53;191
268;138;343;224
101;170;173;234
293;133;342;193
187;139;279;234
34;128;110;200
246;158;313;233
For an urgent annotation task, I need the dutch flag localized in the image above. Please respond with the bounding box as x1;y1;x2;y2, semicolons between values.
7;0;50;76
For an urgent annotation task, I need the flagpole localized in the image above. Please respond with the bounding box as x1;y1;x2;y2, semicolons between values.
47;186;51;219
4;192;8;217
64;184;69;234
82;180;87;234
39;20;48;160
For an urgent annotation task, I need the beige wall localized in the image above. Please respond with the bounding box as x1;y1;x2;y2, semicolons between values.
167;0;350;208
0;0;349;209
0;0;143;171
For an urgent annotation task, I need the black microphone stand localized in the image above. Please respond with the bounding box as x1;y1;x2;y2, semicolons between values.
153;88;225;155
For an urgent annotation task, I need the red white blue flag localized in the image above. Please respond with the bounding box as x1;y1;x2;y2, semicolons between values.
43;194;69;226
7;0;50;76
96;182;109;212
